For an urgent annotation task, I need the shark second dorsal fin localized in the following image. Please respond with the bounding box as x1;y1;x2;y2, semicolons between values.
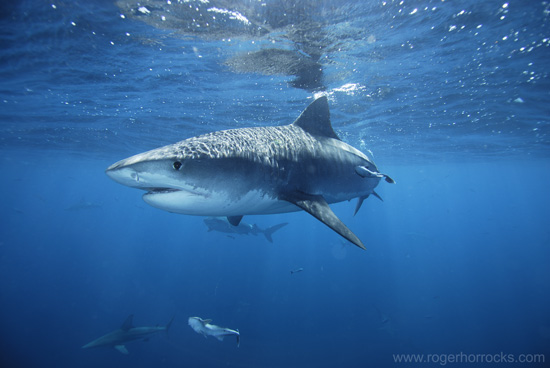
292;96;340;140
121;315;134;331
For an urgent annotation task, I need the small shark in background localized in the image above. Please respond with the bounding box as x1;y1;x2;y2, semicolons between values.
188;317;240;347
65;199;102;211
290;268;304;274
82;315;173;354
204;217;288;243
106;96;394;250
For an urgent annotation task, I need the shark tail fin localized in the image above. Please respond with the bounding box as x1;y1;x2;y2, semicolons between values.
236;330;240;347
263;223;288;243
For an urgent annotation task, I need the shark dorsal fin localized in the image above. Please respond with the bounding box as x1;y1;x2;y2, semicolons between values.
292;96;340;140
121;315;134;331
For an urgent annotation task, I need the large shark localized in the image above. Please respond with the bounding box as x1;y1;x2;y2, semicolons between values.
106;96;394;249
82;315;173;354
188;317;240;347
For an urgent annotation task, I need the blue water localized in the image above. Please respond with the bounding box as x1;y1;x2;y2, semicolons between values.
1;1;549;367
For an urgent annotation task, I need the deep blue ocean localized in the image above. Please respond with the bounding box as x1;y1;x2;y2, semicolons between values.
1;0;549;367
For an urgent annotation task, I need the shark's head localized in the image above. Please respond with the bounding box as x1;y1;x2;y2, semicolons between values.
188;316;208;333
106;142;220;215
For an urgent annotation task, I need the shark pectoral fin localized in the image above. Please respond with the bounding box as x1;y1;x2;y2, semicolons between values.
280;192;365;250
227;216;243;226
114;345;129;354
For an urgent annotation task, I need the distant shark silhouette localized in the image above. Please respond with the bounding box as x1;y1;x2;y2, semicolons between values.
204;217;288;243
82;315;173;354
65;199;102;211
106;97;394;250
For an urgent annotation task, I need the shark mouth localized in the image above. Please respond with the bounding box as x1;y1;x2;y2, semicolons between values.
146;188;181;194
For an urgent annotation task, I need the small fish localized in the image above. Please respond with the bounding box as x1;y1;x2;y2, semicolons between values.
290;268;304;274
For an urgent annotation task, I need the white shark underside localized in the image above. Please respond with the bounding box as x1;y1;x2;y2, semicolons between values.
106;96;394;249
188;317;240;346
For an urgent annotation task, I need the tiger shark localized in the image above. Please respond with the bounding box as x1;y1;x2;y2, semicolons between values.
82;315;173;354
105;96;394;249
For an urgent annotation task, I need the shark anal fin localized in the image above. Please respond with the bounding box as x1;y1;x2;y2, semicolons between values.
227;216;243;226
280;192;365;250
114;345;129;354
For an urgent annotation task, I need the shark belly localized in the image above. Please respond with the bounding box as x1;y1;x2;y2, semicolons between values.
142;188;300;216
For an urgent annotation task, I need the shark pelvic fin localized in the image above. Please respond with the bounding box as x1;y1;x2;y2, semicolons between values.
354;195;368;216
227;216;243;226
280;191;365;250
292;96;340;140
121;315;134;331
354;191;383;216
114;345;129;354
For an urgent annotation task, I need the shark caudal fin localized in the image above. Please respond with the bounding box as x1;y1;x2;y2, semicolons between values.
263;222;288;243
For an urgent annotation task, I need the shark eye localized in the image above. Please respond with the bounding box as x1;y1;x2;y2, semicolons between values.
173;161;182;170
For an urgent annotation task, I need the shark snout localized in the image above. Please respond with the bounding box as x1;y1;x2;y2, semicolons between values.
105;164;142;188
